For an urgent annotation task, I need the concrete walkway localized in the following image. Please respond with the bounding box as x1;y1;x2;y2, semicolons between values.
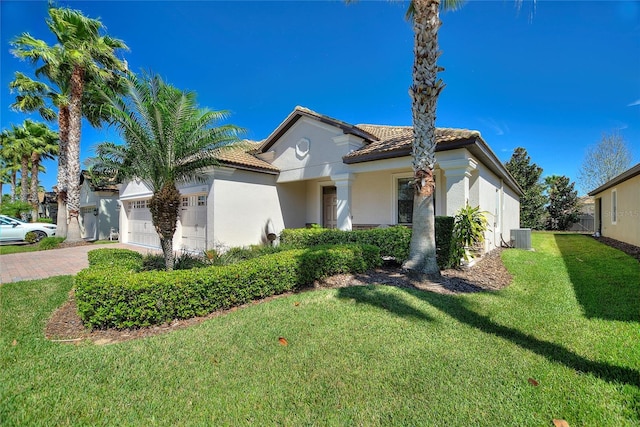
0;243;159;284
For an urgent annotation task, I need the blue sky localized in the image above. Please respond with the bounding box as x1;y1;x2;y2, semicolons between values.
1;0;639;195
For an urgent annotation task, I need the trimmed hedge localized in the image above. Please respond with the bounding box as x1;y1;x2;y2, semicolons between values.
87;248;143;271
280;218;456;269
75;244;381;329
434;216;455;269
280;225;411;262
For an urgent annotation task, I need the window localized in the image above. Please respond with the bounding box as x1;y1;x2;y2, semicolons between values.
397;178;414;224
611;189;617;224
129;200;149;209
181;194;207;207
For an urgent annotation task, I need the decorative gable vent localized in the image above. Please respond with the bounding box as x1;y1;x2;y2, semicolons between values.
510;228;532;250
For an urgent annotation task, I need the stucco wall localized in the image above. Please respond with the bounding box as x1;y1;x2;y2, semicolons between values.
594;175;640;247
210;169;284;248
268;117;363;182
502;185;521;242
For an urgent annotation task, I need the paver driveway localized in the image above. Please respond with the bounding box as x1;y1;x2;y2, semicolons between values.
0;243;159;284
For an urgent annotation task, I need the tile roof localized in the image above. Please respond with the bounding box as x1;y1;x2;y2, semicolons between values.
343;125;481;163
216;144;279;173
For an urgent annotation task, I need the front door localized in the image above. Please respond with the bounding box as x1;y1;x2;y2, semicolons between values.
322;186;337;229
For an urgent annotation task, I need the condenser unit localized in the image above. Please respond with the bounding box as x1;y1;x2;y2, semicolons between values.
510;228;532;250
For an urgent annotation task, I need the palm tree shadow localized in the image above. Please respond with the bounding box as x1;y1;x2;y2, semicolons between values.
337;284;640;388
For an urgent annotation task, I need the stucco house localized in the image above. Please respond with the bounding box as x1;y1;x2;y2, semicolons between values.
79;171;120;241
118;106;522;252
588;163;640;247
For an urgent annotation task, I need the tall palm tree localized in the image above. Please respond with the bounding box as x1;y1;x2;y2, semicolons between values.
399;0;463;276
10;71;69;233
89;73;244;270
25;122;59;219
0;129;23;203
11;5;128;241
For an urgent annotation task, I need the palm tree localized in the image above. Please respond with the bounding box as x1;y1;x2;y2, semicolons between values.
0;129;23;203
26;122;59;219
89;73;244;270
11;5;128;241
398;0;463;276
10;71;69;234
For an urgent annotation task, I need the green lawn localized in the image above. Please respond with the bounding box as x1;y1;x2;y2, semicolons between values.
0;239;118;255
0;243;40;255
1;233;638;426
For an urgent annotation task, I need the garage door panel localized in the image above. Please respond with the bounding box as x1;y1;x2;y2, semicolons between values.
127;200;160;248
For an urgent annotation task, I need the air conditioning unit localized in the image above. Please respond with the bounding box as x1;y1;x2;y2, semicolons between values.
510;228;532;250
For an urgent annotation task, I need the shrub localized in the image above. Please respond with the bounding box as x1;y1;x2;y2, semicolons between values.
141;254;166;271
280;222;455;269
87;248;143;272
36;217;54;224
38;236;65;250
216;244;284;265
75;244;380;329
24;231;38;244
450;204;489;268
435;216;455;269
0;201;32;218
174;251;208;270
280;226;410;262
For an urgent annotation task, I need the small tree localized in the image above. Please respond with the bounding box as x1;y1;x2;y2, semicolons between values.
545;175;580;230
450;204;488;267
577;131;633;194
504;147;546;229
89;73;244;271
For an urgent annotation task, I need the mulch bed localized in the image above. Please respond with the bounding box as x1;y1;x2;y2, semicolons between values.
45;235;639;345
45;248;511;345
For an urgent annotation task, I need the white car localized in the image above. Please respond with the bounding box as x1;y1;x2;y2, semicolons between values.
0;215;57;242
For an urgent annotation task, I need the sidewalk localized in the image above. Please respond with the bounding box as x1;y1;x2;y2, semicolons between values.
0;243;159;284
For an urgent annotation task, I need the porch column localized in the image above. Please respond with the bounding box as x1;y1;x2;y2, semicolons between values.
439;158;477;216
331;173;354;231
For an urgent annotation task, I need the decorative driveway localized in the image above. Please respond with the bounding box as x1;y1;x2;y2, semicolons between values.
0;243;159;284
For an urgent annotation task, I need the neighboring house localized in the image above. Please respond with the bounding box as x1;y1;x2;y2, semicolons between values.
37;191;57;221
569;195;595;232
588;163;640;247
118;106;522;252
79;171;120;241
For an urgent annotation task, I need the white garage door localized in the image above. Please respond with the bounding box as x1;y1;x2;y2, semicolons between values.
127;200;160;248
80;206;97;240
180;194;207;251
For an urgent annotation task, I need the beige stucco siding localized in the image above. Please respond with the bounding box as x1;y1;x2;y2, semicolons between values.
594;175;640;247
210;169;284;248
502;185;521;240
267;117;364;183
351;170;396;225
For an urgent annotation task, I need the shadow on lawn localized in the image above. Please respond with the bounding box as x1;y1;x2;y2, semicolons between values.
554;234;640;322
337;285;640;388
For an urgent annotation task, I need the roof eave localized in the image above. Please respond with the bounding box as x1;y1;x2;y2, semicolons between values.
259;107;378;153
218;160;279;175
588;163;640;195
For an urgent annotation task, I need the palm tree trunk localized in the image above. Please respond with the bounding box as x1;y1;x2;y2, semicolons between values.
30;152;40;220
20;155;29;221
402;0;443;277
10;171;17;203
65;66;84;242
56;106;70;236
149;182;181;271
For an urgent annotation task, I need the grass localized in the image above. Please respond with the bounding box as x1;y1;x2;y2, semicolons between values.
0;238;118;255
1;233;638;426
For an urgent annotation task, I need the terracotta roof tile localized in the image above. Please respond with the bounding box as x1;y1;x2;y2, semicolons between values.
343;125;481;162
216;144;279;173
